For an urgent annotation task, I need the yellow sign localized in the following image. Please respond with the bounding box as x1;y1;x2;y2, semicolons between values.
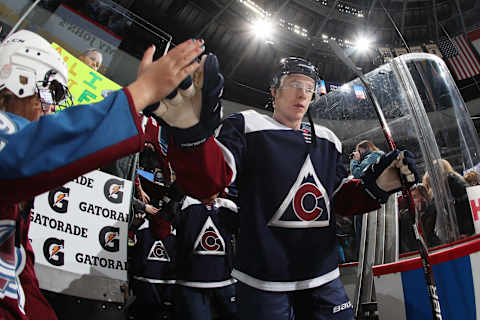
51;43;121;109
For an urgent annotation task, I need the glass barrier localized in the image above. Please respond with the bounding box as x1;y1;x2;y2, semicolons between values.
312;53;480;255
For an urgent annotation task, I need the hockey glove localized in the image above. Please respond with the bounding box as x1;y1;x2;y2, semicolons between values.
145;53;223;147
360;150;419;203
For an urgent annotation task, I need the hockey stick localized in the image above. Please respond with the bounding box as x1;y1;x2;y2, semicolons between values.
328;39;442;320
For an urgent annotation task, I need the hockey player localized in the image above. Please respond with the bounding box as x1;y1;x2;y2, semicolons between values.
128;218;177;319
173;194;238;320
0;29;205;320
146;56;418;319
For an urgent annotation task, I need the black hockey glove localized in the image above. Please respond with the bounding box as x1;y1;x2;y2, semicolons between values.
144;53;223;147
360;150;419;203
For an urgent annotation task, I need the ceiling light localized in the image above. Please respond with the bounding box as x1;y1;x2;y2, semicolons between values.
354;36;372;52
252;19;274;40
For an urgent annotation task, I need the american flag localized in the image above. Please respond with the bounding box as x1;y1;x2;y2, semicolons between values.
438;35;480;80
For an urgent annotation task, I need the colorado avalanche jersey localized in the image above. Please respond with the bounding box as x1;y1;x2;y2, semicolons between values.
130;220;176;284
175;197;238;288
168;110;380;292
0;88;144;319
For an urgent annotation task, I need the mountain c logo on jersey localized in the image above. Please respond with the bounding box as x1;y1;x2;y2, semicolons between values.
0;220;17;300
48;186;70;213
0;220;26;313
148;240;171;262
43;237;64;266
193;216;226;255
268;155;330;228
99;226;120;252
104;179;124;204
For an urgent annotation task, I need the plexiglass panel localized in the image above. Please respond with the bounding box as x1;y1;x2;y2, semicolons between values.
312;53;480;252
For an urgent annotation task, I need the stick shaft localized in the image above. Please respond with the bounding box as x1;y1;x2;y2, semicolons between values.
328;39;442;319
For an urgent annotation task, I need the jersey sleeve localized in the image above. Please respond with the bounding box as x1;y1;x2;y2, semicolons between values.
0;88;144;205
167;113;246;200
333;179;381;216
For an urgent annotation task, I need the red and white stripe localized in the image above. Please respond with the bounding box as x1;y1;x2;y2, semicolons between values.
450;35;480;80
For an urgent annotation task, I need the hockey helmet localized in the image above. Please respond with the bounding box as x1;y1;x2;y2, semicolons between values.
0;30;71;109
271;57;320;90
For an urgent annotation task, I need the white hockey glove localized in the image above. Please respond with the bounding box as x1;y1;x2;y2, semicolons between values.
360;150;419;203
144;54;223;147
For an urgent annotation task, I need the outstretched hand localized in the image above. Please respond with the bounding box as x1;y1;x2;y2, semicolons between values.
128;39;205;112
151;55;207;128
145;53;224;147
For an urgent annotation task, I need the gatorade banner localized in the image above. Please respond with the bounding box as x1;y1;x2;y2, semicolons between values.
30;170;132;281
52;43;121;108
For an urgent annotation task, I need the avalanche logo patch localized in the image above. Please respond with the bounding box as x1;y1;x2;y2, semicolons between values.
193;217;225;255
0;220;17;299
148;240;171;262
0;220;26;314
268;155;330;228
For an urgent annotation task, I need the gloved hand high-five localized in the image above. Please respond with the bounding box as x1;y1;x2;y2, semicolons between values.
128;39;205;112
145;53;224;147
360;150;419;203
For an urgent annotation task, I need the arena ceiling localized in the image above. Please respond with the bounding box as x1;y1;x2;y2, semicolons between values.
118;0;480;108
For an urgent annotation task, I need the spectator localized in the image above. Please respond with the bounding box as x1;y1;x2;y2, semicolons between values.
78;48;103;72
399;184;439;253
412;184;440;247
349;140;384;179
423;159;474;238
349;140;384;256
464;170;480;187
0;29;204;320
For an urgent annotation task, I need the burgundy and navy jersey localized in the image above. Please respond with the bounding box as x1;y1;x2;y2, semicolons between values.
130;221;176;284
168;110;380;292
0;89;144;319
174;197;238;288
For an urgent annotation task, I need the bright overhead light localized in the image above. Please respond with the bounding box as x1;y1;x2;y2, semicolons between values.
354;36;372;52
252;19;273;39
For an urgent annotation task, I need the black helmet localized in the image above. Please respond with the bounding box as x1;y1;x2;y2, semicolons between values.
271;57;320;89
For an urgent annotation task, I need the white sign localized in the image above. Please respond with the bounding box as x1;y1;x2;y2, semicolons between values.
466;185;480;234
30;170;132;281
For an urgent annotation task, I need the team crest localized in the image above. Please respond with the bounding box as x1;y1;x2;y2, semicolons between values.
268;155;330;228
148;240;171;262
193;217;225;255
0;220;26;313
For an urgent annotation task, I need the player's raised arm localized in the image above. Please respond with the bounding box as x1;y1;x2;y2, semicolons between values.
144;52;234;199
